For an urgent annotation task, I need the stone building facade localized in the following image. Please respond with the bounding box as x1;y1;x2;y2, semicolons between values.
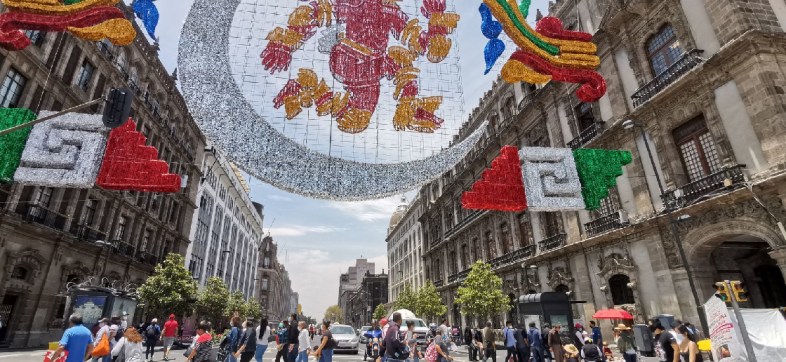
185;146;264;300
338;259;376;322
387;196;426;302
419;0;786;332
257;235;295;322
346;272;389;327
0;5;205;348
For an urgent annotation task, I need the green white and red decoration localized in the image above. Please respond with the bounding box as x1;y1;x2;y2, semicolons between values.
462;146;632;212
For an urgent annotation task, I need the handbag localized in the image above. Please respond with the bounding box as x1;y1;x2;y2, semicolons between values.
183;345;193;358
92;334;110;357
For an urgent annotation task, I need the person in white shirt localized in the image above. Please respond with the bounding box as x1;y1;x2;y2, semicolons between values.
93;318;112;362
256;318;271;362
297;321;312;362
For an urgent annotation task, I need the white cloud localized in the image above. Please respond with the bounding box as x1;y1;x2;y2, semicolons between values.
268;225;346;237
327;196;403;222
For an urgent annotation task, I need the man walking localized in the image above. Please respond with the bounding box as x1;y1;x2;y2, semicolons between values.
482;322;496;362
384;312;408;362
589;321;602;347
287;314;300;362
51;314;94;362
503;321;517;362
547;325;563;362
162;314;179;361
527;323;543;362
144;318;161;362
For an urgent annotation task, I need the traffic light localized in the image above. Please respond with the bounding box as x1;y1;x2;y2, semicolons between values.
730;280;749;302
714;282;730;302
103;87;133;128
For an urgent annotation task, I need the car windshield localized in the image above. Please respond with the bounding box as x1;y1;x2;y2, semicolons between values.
361;327;371;331
331;326;355;335
404;319;427;328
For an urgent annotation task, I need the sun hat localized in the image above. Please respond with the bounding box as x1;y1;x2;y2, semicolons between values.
564;344;579;355
614;324;631;331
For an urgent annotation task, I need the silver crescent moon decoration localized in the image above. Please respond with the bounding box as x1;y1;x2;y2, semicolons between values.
177;0;485;201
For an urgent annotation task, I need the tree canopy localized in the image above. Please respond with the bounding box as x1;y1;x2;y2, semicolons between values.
324;305;343;323
415;280;447;322
394;283;418;312
138;253;198;318
373;304;387;321
455;260;510;319
195;277;231;325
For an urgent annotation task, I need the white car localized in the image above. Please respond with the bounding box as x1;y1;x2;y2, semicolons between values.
389;309;430;348
330;324;360;354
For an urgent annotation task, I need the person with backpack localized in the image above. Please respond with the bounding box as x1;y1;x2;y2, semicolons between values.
144;319;161;362
161;314;179;361
274;321;290;362
186;322;214;362
255;318;271;362
234;319;258;362
314;320;336;362
527;323;544;362
111;326;144;362
384;313;408;362
580;339;603;362
225;316;243;362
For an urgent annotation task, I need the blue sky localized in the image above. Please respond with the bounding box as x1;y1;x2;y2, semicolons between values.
143;0;549;320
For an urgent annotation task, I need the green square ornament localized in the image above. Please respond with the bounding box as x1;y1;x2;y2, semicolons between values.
0;108;36;182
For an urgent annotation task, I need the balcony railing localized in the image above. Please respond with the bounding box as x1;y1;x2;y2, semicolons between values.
71;224;107;242
662;165;746;209
568;122;604;149
137;251;159;266
448;269;470;285
434;279;444;288
490;245;538;269
585;210;629;237
114;242;136;258
24;205;67;230
538;233;567;252
632;49;705;107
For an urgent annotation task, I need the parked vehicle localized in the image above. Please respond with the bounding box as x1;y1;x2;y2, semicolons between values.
330;324;360;354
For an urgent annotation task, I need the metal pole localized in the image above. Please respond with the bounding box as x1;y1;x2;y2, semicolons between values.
0;98;105;136
726;280;757;361
638;126;708;333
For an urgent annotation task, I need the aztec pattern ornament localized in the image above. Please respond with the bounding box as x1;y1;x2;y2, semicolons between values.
462;146;632;212
14;112;109;188
480;0;606;102
0;0;136;50
260;0;460;134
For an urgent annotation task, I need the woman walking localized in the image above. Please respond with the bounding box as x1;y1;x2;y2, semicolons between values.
677;325;703;362
111;326;144;362
256;318;271;362
614;324;637;362
314;321;336;362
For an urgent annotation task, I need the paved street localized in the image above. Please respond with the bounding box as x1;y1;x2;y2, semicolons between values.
0;341;510;362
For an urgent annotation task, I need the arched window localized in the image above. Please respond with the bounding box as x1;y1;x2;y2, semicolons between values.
11;266;28;280
647;25;683;76
609;274;635;305
555;284;570;295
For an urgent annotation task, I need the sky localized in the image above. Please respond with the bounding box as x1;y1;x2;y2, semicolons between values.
139;0;549;321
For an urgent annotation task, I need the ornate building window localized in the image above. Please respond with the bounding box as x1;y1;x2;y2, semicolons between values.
574;102;595;133
542;212;562;237
485;231;496;259
647;24;683;76
609;274;635;305
0;68;27;108
500;222;512;253
673;116;721;182
449;251;457;275
11;266;28;281
461;243;470;270
517;214;533;246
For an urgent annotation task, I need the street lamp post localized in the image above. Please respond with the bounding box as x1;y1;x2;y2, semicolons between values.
623;120;708;332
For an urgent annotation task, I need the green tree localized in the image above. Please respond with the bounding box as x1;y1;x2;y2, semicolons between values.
455;261;510;320
415;281;447;321
195;277;231;326
226;291;247;317
138;253;197;318
372;304;387;321
324;305;343;323
244;299;263;321
394;283;418;312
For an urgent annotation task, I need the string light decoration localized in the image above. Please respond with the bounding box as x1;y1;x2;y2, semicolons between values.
132;0;159;39
261;0;460;134
0;108;35;182
0;0;136;50
573;149;632;211
461;145;527;212
14;112;109;188
96;119;181;193
480;0;606;102
178;0;484;201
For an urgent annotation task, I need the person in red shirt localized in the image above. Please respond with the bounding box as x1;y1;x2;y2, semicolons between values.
162;314;179;361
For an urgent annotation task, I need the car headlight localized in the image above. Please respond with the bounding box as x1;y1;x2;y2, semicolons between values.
351;337;359;343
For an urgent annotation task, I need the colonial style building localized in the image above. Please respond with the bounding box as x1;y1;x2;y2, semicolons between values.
257;235;295;322
185;145;264;301
420;0;786;333
346;271;389;327
387;196;426;302
0;4;205;348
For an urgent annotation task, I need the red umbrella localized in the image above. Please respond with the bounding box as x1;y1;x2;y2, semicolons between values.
593;309;634;320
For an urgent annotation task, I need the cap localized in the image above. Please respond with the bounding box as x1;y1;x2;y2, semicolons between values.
614;324;631;331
